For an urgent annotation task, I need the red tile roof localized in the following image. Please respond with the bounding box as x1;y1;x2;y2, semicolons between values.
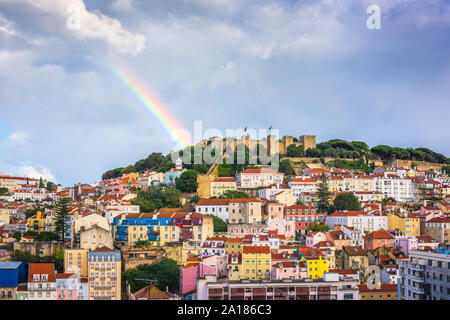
364;230;394;240
28;263;55;282
197;199;231;206
242;245;271;254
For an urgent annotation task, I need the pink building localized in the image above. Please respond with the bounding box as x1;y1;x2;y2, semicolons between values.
203;254;227;278
266;218;295;240
180;263;216;297
305;231;327;248
56;273;78;300
395;236;418;253
271;261;307;280
258;184;290;199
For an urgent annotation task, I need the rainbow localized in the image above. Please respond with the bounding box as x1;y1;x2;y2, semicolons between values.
111;66;190;149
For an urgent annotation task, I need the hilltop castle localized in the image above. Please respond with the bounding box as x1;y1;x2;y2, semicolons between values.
199;134;316;156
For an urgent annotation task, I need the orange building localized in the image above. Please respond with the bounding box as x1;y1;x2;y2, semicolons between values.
364;231;395;251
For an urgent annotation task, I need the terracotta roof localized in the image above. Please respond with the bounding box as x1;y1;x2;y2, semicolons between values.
239;169;282;174
358;284;397;293
242;246;270;254
56;273;75;279
197;198;231;207
229;198;261;203
91;246;115;252
28;263;55;282
426;217;450;223
132;284;170;300
329;269;357;275
364;230;394;240
329;211;368;217
213;177;236;182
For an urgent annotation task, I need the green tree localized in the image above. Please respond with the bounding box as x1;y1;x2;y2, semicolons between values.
287;144;304;157
316;174;331;213
208;214;227;232
307;223;330;232
0;187;9;196
46;182;55;192
190;195;200;204
134;240;149;247
305;148;323;158
54;250;64;273
131;187;182;212
218;190;249;199
279;159;295;176
13;231;22;242
24;207;40;219
333;193;361;211
39;177;45;188
125;258;180;293
54;197;71;242
175;170;199;193
443;165;450;175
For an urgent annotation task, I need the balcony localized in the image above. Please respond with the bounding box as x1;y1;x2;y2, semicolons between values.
409;263;425;272
93;296;112;300
93;286;112;291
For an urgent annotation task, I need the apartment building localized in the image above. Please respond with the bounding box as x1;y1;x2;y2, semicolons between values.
241;246;271;280
424;217;450;243
372;175;418;202
197;273;360;300
288;177;317;199
25;263;57;300
228;198;262;224
236;169;284;188
195;198;230;222
399;249;450;300
87;246;121;300
326;211;387;233
64;248;89;277
388;212;421;237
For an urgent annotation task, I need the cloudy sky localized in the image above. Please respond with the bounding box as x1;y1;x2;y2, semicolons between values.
0;0;449;186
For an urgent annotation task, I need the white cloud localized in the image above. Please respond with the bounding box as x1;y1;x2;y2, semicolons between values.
112;0;134;11
5;131;29;145
15;164;56;182
1;0;146;55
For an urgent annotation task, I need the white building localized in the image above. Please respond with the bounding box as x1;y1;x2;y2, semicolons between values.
399;249;450;300
195;198;230;222
372;175;418;202
326;211;388;234
201;237;226;257
288;177;317;199
25;263;57;300
236;168;284;188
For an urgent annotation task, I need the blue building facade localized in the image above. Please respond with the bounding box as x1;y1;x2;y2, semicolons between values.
0;262;27;288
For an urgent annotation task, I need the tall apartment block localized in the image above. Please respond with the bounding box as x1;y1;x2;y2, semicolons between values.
399;248;450;300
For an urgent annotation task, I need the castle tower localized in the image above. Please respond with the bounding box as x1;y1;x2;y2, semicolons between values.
267;135;278;156
196;174;214;198
299;135;316;151
281;136;294;155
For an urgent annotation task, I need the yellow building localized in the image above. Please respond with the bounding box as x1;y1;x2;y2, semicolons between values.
225;238;244;256
358;284;398;300
387;213;420;236
27;211;49;233
87;246;121;300
64;248;89;277
227;253;242;280
242;246;271;280
301;255;329;279
164;241;202;266
197;176;237;199
0;204;10;224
